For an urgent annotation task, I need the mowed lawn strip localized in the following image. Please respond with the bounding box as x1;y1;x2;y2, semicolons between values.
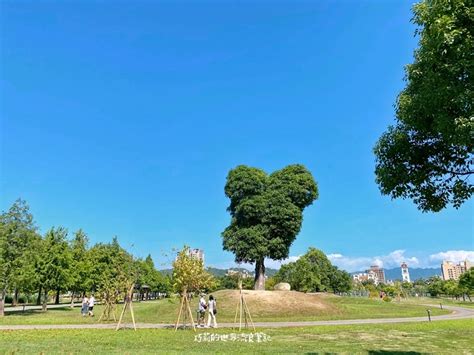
0;320;472;354
400;296;474;309
0;292;451;326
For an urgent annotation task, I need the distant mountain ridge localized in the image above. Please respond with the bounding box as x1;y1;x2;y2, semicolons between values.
351;267;441;281
160;265;441;281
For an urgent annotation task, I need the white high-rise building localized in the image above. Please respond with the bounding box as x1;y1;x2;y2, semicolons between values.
401;262;410;283
189;248;205;264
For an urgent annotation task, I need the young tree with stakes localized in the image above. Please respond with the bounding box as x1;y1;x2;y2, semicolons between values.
173;246;215;331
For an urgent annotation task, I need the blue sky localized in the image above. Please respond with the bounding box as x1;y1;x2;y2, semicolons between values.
1;1;472;272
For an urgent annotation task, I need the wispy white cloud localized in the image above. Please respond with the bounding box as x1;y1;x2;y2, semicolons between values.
429;250;474;263
327;249;419;272
328;249;473;272
327;253;372;272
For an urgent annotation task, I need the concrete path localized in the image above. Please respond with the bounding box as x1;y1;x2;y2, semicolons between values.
0;304;472;331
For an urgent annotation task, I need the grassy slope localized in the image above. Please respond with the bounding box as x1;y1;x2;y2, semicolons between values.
0;291;450;325
0;320;472;353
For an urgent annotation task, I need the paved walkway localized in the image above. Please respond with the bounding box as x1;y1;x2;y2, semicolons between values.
1;304;472;331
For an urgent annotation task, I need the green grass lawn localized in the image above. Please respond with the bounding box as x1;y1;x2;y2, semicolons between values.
0;320;472;354
0;293;451;325
401;296;474;309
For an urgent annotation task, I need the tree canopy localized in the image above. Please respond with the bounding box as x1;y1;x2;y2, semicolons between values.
172;246;215;294
275;248;352;293
222;164;318;289
374;0;473;212
37;227;73;307
0;199;39;315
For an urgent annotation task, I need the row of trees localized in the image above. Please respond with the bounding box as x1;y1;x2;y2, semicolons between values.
0;199;170;316
423;271;473;300
354;269;474;301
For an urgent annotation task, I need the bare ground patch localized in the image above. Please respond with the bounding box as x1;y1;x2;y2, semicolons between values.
213;290;339;319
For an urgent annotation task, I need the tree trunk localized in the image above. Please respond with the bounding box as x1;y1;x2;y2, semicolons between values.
70;291;75;308
42;290;48;312
12;288;19;307
55;288;60;304
254;258;266;290
36;286;42;306
0;290;5;317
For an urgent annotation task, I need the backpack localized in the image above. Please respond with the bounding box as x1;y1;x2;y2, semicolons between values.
213;300;217;315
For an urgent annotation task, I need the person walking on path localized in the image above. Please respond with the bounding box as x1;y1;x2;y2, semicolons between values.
81;295;89;317
206;295;217;328
81;296;89;317
88;295;95;317
197;294;207;327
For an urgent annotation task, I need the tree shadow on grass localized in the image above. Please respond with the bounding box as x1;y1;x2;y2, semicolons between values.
4;307;75;317
368;351;423;355
305;352;423;355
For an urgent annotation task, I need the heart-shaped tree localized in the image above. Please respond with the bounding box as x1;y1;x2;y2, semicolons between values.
222;164;318;290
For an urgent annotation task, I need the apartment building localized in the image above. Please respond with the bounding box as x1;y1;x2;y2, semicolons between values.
441;260;472;280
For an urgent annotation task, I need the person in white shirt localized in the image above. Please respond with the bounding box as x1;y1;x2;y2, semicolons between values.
88;295;95;317
197;294;207;327
206;295;217;328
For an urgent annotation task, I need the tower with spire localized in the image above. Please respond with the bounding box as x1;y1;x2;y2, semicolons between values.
401;262;410;283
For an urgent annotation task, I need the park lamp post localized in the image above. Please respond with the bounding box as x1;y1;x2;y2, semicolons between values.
426;309;431;322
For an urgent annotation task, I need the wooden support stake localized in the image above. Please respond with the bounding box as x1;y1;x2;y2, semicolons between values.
129;298;137;331
116;284;136;331
115;302;127;331
175;290;195;331
239;288;243;331
233;281;255;332
186;296;196;332
243;295;256;331
175;294;185;331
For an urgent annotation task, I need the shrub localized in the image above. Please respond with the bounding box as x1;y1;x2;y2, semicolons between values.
383;295;392;302
369;290;379;299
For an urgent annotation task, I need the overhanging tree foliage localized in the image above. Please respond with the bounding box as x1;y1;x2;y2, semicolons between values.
222;164;318;290
374;0;473;212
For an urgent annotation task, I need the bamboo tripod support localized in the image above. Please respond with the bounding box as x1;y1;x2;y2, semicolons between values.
175;289;196;331
233;282;255;331
115;284;137;331
98;292;117;322
98;301;117;322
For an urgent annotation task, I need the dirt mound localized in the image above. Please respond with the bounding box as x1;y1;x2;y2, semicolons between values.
210;290;338;320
